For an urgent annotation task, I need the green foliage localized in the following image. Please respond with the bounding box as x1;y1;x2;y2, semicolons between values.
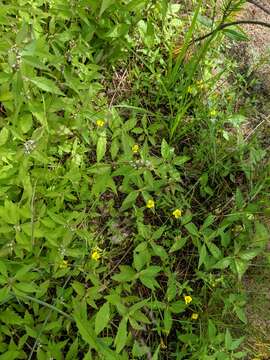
0;0;269;359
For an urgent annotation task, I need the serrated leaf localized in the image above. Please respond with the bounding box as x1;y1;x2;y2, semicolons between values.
29;77;64;95
207;242;222;259
213;257;231;269
173;156;190;166
161;138;171;159
95;302;110;335
112;265;136;282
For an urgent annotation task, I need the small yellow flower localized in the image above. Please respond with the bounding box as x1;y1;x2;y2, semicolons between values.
146;199;155;209
187;85;193;94
132;144;139;153
172;209;182;219
59;260;68;269
210;110;217;117
191;313;199;320
184;295;192;305
196;80;204;89
91;249;101;261
96;119;105;127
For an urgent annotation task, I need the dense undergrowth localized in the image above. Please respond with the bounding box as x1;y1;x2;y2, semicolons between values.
0;0;269;359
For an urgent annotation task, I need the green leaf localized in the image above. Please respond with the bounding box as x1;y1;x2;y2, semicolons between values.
152;345;160;360
201;215;215;230
73;312;99;350
161;138;171;160
207;242;222;259
239;248;260;261
66;338;79;360
235;307;247;324
163;309;172;334
0;127;9;146
225;329;233;350
121;191;138;211
112;265;136;282
169;237;187;252
95;302;110;335
173;156;190;166
99;0;115;16
20;114;33;133
139;275;160;290
96;135;107;162
29;77;64;95
198;243;207;268
114;317;128;353
213;257;231;269
234;258;248;280
185;222;200;237
235;188;244;209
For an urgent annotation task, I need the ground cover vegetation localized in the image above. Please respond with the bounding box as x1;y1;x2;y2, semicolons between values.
0;0;269;359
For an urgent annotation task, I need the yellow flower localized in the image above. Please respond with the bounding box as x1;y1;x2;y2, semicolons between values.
191;313;199;320
146;199;155;209
187;85;193;94
172;209;182;219
184;295;192;304
59;260;68;269
91;249;101;261
210;110;217;117
132;144;139;153
96;119;105;127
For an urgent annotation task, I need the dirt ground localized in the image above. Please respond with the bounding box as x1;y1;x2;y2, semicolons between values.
236;2;270;359
238;0;270;91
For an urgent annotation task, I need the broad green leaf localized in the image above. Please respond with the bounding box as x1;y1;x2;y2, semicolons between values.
20;114;33;133
185;222;200;237
73;312;99;350
161;138;171;160
95;302;110;335
114;317;128;353
169;237;187;252
29;77;64;95
99;0;115;16
207;242;222;259
112;266;136;282
96;135;107;162
163;309;172;334
121;191;138;211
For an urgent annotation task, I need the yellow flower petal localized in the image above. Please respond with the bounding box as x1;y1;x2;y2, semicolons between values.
172;209;182;219
184;295;192;304
91;250;101;261
59;260;68;269
191;313;199;320
146;199;155;209
96;120;105;127
132;144;139;153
